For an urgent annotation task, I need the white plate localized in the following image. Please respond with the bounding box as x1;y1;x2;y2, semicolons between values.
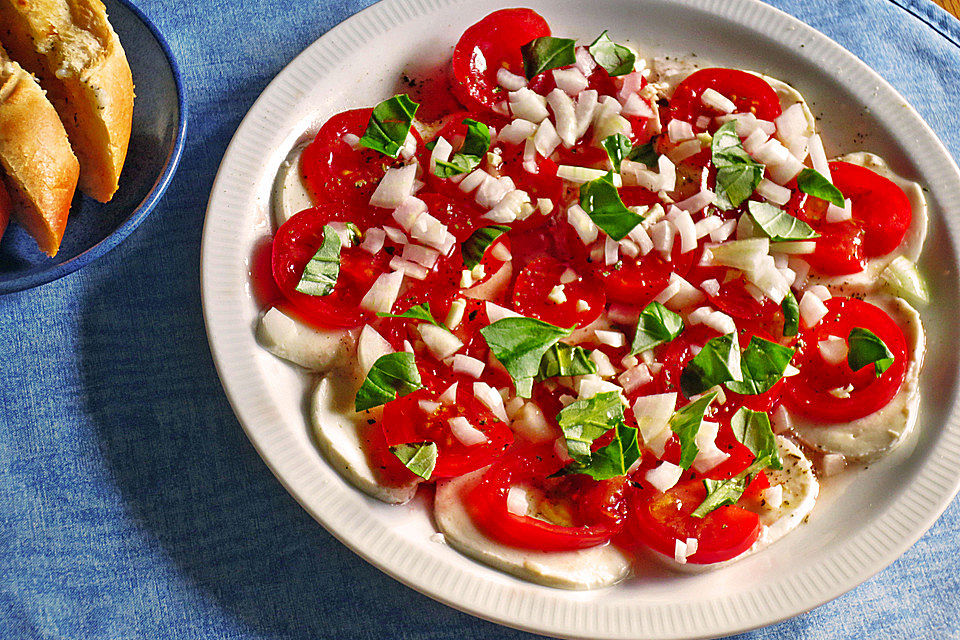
200;0;960;637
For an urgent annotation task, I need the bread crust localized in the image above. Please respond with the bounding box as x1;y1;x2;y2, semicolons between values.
0;0;134;203
0;45;79;256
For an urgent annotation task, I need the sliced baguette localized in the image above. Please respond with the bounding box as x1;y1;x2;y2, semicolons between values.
0;44;79;256
0;0;134;203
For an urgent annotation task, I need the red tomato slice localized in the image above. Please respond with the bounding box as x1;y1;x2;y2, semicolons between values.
627;480;761;564
512;256;604;328
668;68;782;131
272;206;389;329
451;8;551;112
465;443;619;551
784;297;908;423
597;243;697;307
789;161;913;276
381;384;513;479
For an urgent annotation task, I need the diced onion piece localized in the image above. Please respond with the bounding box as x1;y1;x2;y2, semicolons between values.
808;134;831;180
389;255;429;280
360;269;404;314
509;87;550;123
756;178;791;205
826;198;853;223
742;127;769;155
590;349;617;377
592;110;631;144
547;284;567;304
439;382;458;404
402;244;440;268
658;155;677;191
768;240;816;255
595;330;626;348
667;118;695;142
617;70;645;101
410;211;449;250
485;301;523;323
418;324;463;360
557;165;622;185
534;119;562;157
392;195;428;232
754;138;804;185
567;204;599;245
650;220;676;257
632;393;676;457
357;325;394;375
459;168;488;194
799;290;830;328
761;484;784;509
692;420;730;473
704;310;736;335
574;89;600;139
663;272;704;309
370;164;418;209
666;138;702;163
694;215;723;239
420;400;441;414
621;93;654;118
673;188;715;215
700;278;720;296
511;401;554;442
807;284;832;301
383;226;407;244
818;335;848;365
553;67;588;95
774;103;809;142
646;461;684;493
475;173;513;209
618;363;652;394
701;88;736;114
444;298;467;331
506;486;529;515
620;160;663;191
499;118;538;145
449;416;488;446
880;256;929;305
430;136;453;174
577;375;624;400
705;238;769;272
474;381;509;421
604;235;620;266
452;354;485;378
361;227;386;254
485;189;530;223
497;67;527;91
822;453;846;476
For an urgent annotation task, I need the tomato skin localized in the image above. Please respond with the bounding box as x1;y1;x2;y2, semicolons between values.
784;297;908;423
668;68;782;131
512;256;605;328
271;206;389;329
381;385;513;479
451;8;551;112
626;480;761;564
465;443;619;551
599;243;698;309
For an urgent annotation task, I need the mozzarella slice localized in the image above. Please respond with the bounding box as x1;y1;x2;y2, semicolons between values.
787;295;925;460
311;370;420;504
806;152;927;294
434;468;631;589
272;142;315;226
257;307;356;371
755;436;819;545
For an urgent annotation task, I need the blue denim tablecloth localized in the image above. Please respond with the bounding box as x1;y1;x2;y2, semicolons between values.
2;0;959;638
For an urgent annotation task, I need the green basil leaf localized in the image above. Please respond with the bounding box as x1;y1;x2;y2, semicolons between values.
358;94;419;158
536;342;597;381
579;171;644;241
433;119;492;178
712;121;763;210
377;302;443;328
679;334;741;398
461;225;510;270
730;407;782;470
669;390;718;469
295;224;341;296
691;476;748;518
797;167;845;207
602;133;633;172
480;317;573;397
556;391;625;464
521;36;577;79
725;336;795;396
630;301;685;355
588;30;635;77
355;352;423;411
747;200;819;242
627;135;659;166
565;423;642;480
782;291;800;338
434;154;481;178
389;441;437;479
847;327;895;377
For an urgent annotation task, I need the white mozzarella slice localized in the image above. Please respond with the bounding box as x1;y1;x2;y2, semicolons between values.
754;436;819;545
257;307;356;371
272;142;314;226
311;371;420;504
788;295;924;460
805;152;927;294
434;468;631;589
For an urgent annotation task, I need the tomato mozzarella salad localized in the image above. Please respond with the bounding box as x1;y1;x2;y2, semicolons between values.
252;8;928;588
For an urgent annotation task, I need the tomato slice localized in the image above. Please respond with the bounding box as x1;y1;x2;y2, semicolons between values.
598;243;697;307
783;297;908;423
451;8;551;112
512;256;604;328
789;161;913;276
272;206;389;329
668;68;782;131
627;480;761;564
465;443;620;551
381;384;513;479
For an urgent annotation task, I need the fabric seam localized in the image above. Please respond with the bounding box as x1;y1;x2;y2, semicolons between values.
885;0;960;49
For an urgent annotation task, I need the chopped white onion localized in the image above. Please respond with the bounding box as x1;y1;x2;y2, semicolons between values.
359;269;405;314
452;354;485;378
700;88;736;114
497;67;527;91
474;381;509;421
799;290;830;327
360;227;386;254
357;325;394;375
553;67;589;95
646;461;684;493
370;164;419;209
818;336;848;365
509;87;549;123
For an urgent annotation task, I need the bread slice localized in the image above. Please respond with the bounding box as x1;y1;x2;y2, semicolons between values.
0;0;134;203
0;44;79;256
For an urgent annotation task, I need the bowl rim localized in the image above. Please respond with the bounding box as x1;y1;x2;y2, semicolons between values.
0;0;189;295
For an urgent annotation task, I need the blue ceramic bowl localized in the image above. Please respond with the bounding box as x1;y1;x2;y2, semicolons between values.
0;0;187;294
